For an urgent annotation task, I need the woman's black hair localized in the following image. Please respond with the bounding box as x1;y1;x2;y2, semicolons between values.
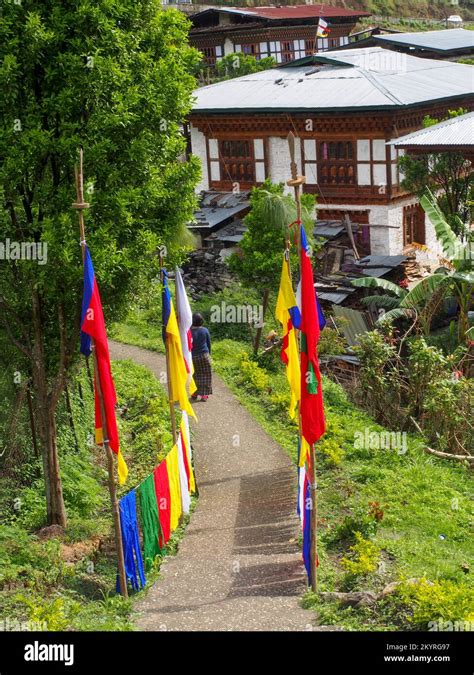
192;312;204;327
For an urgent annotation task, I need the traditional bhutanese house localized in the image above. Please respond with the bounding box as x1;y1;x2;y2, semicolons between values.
334;28;474;61
188;47;474;256
188;4;371;67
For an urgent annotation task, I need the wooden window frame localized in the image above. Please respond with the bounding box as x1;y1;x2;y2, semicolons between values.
318;140;356;186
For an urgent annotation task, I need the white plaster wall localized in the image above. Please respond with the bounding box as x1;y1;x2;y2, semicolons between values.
190;124;208;192
223;38;234;56
268;136;301;191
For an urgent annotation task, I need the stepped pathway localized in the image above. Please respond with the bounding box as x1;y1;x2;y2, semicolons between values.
110;341;317;631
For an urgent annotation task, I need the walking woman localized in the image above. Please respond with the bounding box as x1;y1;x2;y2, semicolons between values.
191;313;212;402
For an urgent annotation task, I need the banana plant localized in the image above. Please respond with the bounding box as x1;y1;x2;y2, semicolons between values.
351;190;473;342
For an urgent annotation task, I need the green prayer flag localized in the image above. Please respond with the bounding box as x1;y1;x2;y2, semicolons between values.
139;474;163;570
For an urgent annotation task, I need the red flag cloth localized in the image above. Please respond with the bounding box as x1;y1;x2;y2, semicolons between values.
80;247;128;484
154;462;171;547
300;226;326;446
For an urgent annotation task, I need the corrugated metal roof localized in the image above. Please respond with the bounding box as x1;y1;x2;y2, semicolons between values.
332;305;370;345
192;48;474;113
375;28;474;53
191;6;371;20
390;112;474;149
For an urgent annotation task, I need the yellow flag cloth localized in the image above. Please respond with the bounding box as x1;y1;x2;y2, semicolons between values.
165;304;197;420
180;419;196;494
166;444;182;532
275;256;301;419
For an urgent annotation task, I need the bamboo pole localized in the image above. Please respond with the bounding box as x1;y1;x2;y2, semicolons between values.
160;255;178;446
73;149;128;599
286;132;318;593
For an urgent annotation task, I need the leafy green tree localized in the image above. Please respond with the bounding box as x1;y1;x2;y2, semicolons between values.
228;180;317;289
0;1;201;525
398;110;473;233
215;52;276;80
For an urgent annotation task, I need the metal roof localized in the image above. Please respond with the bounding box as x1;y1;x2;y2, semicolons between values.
190;191;249;230
390;111;474;149
191;5;371;21
192;48;474;113
332;305;370;345
374;28;474;53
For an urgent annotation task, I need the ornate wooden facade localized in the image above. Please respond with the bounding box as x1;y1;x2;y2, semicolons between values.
189;6;371;66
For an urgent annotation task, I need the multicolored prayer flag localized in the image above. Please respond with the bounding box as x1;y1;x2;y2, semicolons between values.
316;18;331;38
175;266;197;396
162;269;196;419
276;252;301;419
80;246;128;485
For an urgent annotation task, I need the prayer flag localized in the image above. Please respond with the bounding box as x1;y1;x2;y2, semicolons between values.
275;253;301;419
154;462;171;546
175;266;197;395
80;246;128;484
118;490;146;591
166;444;182;533
316;18;330;38
299;226;326;447
139;475;163;570
162;270;196;419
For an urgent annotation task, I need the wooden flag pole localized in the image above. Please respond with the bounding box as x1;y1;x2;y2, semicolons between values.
73;149;128;599
286;132;318;593
160;255;178;446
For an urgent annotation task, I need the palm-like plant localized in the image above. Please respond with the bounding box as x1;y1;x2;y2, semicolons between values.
352;189;473;343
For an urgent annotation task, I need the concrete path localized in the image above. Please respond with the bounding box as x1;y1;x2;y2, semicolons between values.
110;341;317;631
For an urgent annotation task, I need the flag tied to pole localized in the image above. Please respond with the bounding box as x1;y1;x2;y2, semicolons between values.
275;252;301;419
80;245;128;485
175;266;197;396
162;269;196;419
299;225;326;459
316;18;331;38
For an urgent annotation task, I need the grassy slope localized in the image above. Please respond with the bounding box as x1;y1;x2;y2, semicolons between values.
0;359;190;631
211;339;473;630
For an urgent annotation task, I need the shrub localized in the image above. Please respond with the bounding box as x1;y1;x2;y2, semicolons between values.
341;532;381;577
394;578;474;629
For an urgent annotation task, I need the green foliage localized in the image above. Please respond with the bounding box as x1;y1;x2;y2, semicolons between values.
215;52;276;80
228;180;318;288
393;578;474;628
317;327;347;356
0;0;201;522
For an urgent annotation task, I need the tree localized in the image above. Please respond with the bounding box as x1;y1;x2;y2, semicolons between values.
228;180;317;289
398;110;473;234
215;53;276;80
0;1;201;526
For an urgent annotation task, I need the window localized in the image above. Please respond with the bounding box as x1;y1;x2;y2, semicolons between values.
242;43;260;58
281;41;295;63
202;45;223;66
403;204;425;246
305;39;315;55
357;139;387;189
328;37;339;49
318;141;356;185
219;140;254;183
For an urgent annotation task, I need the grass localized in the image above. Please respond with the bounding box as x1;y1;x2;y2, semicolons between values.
0;358;191;631
211;338;474;631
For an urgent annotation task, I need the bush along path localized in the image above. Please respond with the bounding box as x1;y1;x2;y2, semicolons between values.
109;341;324;631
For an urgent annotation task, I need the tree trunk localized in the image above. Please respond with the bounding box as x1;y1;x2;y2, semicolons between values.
31;289;67;528
34;380;67;527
